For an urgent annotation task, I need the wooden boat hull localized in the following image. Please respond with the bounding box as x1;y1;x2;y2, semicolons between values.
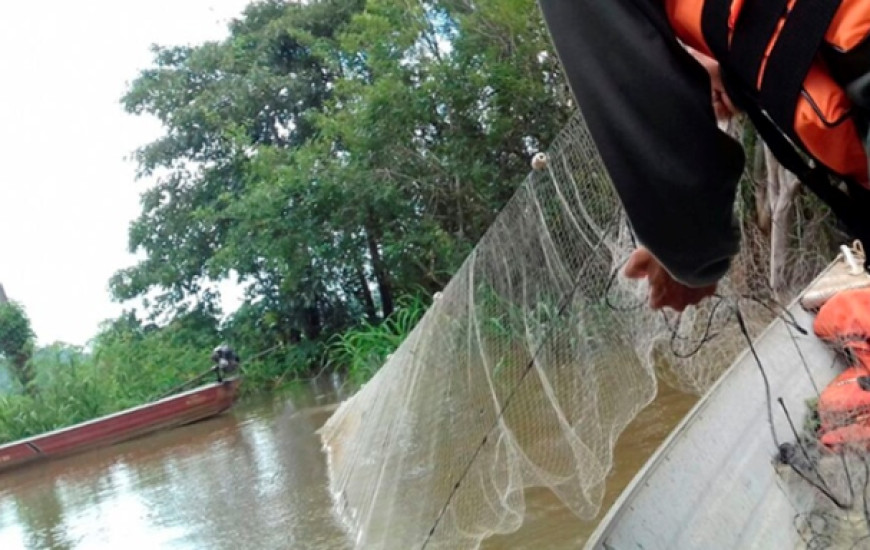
585;285;840;548
0;377;241;474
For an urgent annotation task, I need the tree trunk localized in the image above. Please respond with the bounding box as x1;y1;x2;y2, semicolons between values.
366;224;394;319
13;353;33;390
303;304;322;341
764;145;800;298
355;264;378;323
454;175;465;240
753;139;772;236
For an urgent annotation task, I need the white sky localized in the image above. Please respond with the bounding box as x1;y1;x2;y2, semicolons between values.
0;1;252;346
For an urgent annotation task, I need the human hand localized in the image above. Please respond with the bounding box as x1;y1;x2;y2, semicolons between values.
624;247;717;311
685;47;738;121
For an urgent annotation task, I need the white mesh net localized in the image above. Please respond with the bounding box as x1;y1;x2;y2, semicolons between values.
318;111;842;549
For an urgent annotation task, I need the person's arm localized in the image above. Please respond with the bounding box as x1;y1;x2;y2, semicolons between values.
539;0;745;289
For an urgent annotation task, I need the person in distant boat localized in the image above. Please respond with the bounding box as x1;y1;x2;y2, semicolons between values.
538;0;870;312
211;345;240;382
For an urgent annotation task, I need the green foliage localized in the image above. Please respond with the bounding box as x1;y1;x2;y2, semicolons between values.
328;294;428;384
91;306;223;404
0;364;13;393
0;302;35;389
0;295;374;444
0;308;226;444
0;345;117;442
219;298;333;387
112;0;369;338
111;0;571;371
0;0;580;442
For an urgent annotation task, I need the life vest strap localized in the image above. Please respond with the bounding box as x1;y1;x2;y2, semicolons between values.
701;0;870;270
702;0;842;134
748;99;870;271
729;0;789;95
700;0;730;67
760;0;844;141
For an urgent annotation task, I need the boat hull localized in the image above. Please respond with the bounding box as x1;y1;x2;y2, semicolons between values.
585;290;839;548
0;378;241;474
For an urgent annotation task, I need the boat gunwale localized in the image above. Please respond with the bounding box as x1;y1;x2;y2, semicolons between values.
0;377;240;451
584;262;839;548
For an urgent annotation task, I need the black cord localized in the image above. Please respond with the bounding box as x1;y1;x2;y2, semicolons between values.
664;296;730;358
778;397;846;508
779;308;822;397
739;293;808;335
735;304;780;449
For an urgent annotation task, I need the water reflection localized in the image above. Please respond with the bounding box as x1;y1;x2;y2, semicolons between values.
0;378;694;549
482;381;697;549
0;382;351;550
12;485;71;550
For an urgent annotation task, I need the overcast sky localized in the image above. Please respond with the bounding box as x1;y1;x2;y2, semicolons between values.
0;1;252;346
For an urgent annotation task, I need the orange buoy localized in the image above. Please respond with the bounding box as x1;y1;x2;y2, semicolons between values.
818;366;870;433
814;288;870;368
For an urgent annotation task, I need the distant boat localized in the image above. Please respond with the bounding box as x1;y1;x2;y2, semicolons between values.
0;377;241;474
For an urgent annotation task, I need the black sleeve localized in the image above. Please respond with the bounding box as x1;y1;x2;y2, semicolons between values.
539;0;746;288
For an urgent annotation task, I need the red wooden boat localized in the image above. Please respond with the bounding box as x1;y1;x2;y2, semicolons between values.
0;377;241;474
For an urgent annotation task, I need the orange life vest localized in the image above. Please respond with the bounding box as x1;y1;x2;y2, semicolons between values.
665;0;870;188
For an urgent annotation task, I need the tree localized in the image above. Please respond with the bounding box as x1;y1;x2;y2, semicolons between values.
0;302;35;390
116;0;572;372
113;0;364;311
728;118;839;299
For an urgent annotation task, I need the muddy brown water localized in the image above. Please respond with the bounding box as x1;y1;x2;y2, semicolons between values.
0;380;696;549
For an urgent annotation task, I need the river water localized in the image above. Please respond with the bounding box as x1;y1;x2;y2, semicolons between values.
0;379;696;549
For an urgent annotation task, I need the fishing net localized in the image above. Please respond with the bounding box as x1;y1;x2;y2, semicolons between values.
318;111;839;549
780;260;870;550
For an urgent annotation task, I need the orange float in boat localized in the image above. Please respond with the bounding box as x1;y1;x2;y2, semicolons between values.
814;288;870;368
814;288;870;448
818;366;870;433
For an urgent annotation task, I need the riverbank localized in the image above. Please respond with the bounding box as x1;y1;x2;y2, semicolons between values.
0;296;421;446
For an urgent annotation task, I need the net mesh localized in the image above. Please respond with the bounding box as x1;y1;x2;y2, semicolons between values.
318;111;841;549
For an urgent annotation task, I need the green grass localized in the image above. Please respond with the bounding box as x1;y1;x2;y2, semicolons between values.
0;296;431;444
327;294;427;385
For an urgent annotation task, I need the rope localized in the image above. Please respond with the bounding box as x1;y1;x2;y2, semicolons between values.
243;342;284;364
157;342;284;400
